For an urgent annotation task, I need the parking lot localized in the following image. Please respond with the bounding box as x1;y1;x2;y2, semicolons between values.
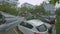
0;27;20;34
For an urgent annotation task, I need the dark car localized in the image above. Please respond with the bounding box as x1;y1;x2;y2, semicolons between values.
40;16;56;34
40;16;55;24
0;13;5;25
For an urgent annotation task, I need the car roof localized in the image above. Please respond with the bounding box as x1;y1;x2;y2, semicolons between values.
26;19;44;26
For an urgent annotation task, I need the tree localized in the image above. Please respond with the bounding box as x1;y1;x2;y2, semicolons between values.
56;8;60;34
50;0;60;5
0;0;18;15
20;7;29;12
56;8;60;16
19;2;48;19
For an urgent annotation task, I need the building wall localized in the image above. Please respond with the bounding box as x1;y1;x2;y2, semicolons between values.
44;4;56;15
21;3;36;9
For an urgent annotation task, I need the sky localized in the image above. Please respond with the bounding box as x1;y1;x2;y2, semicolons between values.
18;0;49;6
18;0;60;8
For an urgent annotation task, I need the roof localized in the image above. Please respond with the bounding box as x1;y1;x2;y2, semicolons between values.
27;19;44;26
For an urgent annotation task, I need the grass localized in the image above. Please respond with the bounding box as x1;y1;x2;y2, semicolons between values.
56;15;60;34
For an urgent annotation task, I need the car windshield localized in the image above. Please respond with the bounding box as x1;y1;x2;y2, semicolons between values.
36;24;47;32
40;18;49;23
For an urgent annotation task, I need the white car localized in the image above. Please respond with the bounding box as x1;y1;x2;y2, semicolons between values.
18;19;49;34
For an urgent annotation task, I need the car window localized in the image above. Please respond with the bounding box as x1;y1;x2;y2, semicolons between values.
40;18;49;23
36;24;47;32
20;22;33;29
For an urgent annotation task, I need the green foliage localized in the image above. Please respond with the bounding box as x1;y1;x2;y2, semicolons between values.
50;0;60;5
20;7;29;12
19;3;48;19
35;5;46;15
56;16;60;34
56;8;60;34
0;5;18;15
56;8;60;16
0;0;18;15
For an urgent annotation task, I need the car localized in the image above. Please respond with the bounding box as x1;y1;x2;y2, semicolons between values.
40;15;56;28
0;13;5;25
40;16;56;34
18;19;49;34
40;15;56;24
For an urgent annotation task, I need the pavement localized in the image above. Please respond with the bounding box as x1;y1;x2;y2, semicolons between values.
0;28;19;34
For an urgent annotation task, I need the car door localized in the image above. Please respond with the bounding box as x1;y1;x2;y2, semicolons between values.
18;22;34;34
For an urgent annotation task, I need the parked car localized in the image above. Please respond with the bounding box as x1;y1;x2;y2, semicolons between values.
40;15;56;24
40;16;56;34
40;15;56;28
0;13;5;25
18;19;48;34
